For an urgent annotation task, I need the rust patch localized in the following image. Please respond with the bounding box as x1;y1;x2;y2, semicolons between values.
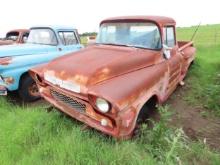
0;57;12;65
4;77;14;85
0;29;29;45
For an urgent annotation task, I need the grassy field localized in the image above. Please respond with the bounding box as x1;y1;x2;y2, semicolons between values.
80;36;88;46
0;25;220;164
177;25;220;116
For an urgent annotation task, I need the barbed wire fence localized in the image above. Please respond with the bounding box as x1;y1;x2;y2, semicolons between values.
193;28;220;45
214;28;220;44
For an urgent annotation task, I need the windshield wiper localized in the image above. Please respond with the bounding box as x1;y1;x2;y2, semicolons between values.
4;38;15;41
97;43;158;50
27;42;53;45
97;43;136;48
27;42;38;44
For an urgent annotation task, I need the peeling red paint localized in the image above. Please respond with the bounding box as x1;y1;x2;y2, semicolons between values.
4;77;14;85
30;16;196;139
0;57;12;65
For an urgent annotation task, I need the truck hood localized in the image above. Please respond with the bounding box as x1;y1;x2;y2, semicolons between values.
43;45;161;86
0;43;56;57
0;40;14;46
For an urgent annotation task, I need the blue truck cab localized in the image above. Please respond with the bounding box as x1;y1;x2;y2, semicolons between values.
0;26;83;101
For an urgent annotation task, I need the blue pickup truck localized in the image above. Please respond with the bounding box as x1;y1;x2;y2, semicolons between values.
0;26;83;101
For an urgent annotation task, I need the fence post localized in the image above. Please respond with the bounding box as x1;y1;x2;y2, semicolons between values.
214;28;217;45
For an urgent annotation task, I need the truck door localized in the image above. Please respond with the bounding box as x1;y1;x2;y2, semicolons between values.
163;26;182;95
58;31;82;53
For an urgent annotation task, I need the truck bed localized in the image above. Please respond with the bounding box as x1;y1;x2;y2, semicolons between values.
178;41;194;51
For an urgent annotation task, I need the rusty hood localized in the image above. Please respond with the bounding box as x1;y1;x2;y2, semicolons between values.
43;45;161;86
0;40;14;46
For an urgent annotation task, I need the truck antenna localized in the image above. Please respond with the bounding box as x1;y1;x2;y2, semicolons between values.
191;22;201;41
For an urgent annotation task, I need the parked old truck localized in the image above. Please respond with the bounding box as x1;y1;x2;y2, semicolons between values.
30;16;196;138
0;26;83;101
0;29;29;45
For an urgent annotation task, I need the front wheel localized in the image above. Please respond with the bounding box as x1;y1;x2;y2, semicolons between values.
133;97;159;137
18;75;40;102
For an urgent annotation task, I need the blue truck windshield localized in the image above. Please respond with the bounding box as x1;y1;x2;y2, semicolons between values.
27;29;57;45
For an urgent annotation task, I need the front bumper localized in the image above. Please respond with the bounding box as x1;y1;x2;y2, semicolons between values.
37;84;137;139
39;85;121;137
0;85;7;95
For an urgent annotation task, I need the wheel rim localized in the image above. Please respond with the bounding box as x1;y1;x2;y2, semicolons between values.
28;83;40;97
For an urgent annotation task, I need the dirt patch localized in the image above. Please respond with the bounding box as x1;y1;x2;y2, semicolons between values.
167;85;220;150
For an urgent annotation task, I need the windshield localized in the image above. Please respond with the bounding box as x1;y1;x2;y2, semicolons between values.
96;22;161;50
6;32;19;41
27;28;57;45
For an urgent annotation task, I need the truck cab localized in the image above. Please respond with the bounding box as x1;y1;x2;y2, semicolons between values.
0;29;29;45
0;26;83;101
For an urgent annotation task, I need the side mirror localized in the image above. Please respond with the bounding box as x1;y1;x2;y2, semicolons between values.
163;44;172;59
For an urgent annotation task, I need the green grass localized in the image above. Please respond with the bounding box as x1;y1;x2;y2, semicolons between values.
177;24;220;45
80;36;88;46
177;25;220;116
0;24;220;164
0;99;219;165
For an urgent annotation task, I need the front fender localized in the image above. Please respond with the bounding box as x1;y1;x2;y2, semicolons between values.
0;52;62;91
87;62;169;137
0;62;48;91
0;66;30;91
88;61;169;112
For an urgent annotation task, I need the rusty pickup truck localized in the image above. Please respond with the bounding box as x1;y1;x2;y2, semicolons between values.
30;16;196;139
0;29;29;45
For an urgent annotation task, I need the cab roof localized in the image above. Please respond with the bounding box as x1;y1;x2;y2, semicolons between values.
100;16;176;26
30;25;76;31
7;29;29;33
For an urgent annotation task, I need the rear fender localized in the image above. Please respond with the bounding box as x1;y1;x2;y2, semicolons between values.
181;47;196;61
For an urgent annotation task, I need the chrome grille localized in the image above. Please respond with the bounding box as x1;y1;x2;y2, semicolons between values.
50;89;86;113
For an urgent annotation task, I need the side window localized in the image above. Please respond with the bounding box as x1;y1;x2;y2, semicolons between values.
58;31;78;45
58;32;65;45
163;27;175;47
22;32;29;43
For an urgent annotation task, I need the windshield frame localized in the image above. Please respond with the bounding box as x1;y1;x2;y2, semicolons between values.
27;27;58;46
96;20;163;51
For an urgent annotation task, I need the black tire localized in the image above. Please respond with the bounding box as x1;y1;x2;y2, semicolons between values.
133;97;159;137
18;74;40;102
133;105;152;137
190;60;195;67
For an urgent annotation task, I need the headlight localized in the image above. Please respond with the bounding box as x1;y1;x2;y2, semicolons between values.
96;98;110;113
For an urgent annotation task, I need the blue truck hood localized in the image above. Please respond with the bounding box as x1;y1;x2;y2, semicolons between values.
0;44;56;57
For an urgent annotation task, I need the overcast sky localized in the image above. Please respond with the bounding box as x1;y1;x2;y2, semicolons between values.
0;0;219;36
